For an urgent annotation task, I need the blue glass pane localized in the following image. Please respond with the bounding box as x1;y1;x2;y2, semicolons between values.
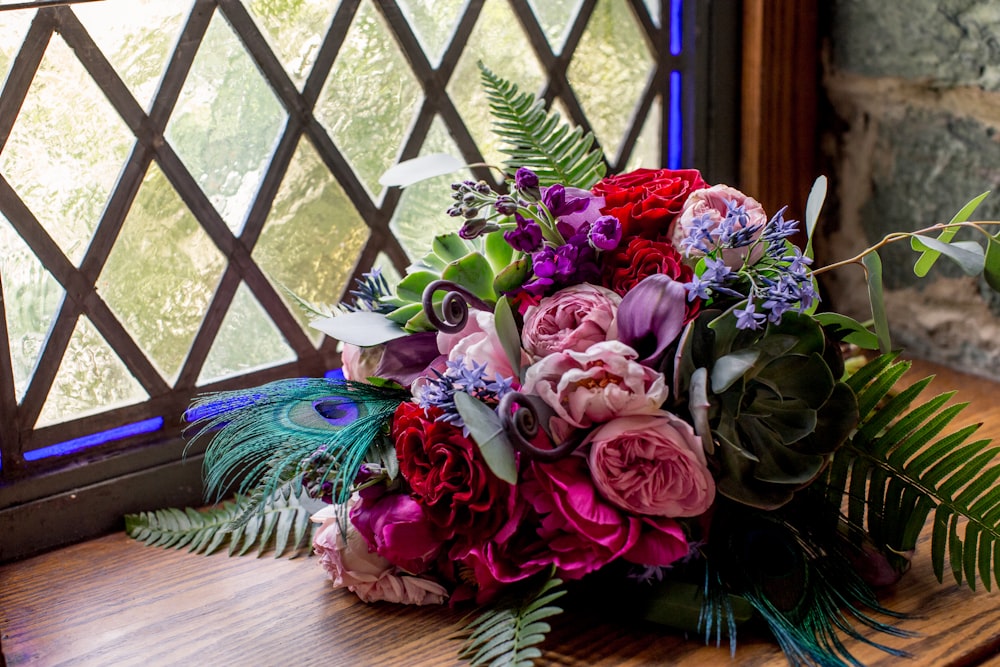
24;417;164;461
670;0;683;55
669;70;682;169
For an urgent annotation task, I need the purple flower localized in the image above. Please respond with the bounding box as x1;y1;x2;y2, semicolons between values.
515;167;539;190
503;213;543;252
589;215;622;251
617;274;689;368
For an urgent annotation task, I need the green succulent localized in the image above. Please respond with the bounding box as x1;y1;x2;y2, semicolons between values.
680;309;859;510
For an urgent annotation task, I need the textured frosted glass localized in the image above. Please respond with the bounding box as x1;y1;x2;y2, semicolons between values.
393;0;465;66
390;116;471;260
527;0;583;53
567;0;654;160
315;1;423;200
246;0;335;87
0;11;31;85
73;0;190;110
253;136;370;344
0;36;134;266
36;316;147;427
448;0;546;169
627;94;662;170
1;214;63;402
645;0;662;26
99;163;226;383
165;14;286;234
198;282;295;385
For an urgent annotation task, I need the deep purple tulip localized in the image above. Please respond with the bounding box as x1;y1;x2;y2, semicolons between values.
617;274;688;368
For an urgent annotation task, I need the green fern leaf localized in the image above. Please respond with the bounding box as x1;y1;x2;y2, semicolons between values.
125;491;318;558
478;63;606;188
456;575;565;667
827;354;1000;591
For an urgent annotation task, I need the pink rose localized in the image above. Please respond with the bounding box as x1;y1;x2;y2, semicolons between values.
312;506;448;605
340;342;384;382
522;340;669;429
670;184;767;267
436;309;525;381
521;284;621;359
585;413;715;518
350;487;442;575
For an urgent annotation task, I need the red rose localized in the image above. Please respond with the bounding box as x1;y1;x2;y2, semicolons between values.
601;237;700;321
593;168;707;241
392;402;510;544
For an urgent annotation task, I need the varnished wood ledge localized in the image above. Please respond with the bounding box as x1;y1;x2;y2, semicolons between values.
2;359;1000;666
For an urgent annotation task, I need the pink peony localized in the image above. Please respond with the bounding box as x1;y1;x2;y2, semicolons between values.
311;506;448;605
522;340;669;429
340;342;385;382
521;284;621;359
670;184;768;267
585;413;715;518
350;487;442;575
436;309;525;381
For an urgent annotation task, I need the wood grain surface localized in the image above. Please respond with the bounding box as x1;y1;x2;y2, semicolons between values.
2;359;1000;667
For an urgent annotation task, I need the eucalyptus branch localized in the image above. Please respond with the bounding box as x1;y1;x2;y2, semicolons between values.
813;220;1000;276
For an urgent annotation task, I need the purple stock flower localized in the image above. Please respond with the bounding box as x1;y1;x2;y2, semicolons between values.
504;213;544;252
589;215;622;251
617;274;689;368
515;167;539;190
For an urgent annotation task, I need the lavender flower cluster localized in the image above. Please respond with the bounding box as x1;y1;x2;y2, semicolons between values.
415;357;515;431
683;204;819;330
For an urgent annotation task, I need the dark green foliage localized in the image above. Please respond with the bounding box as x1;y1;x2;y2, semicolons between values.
478;63;606;189
456;576;566;667
827;352;1000;591
124;491;316;558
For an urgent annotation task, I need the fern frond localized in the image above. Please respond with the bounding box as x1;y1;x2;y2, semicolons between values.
456;576;565;667
827;354;1000;591
124;491;319;558
478;63;606;188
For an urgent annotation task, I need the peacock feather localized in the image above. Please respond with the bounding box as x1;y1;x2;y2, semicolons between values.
185;378;410;516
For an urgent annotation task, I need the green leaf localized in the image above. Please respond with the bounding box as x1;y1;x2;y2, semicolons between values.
394;270;439;303
433;233;475;263
803;175;827;259
813;312;879;350
912;191;989;277
493;296;523;382
984;234;1000;293
910;236;985;276
711;349;760;393
862;252;891;354
484;230;514;274
441;252;497;304
453;391;518;484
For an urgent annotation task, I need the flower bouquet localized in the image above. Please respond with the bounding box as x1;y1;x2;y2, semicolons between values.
127;65;1000;667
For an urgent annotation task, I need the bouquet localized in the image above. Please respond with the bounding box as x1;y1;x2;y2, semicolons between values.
128;65;1000;667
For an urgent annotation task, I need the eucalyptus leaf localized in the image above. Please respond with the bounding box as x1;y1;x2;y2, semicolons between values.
862;252;891;354
912;191;990;277
804;175;827;259
378;152;464;187
453;391;518;484
689;367;714;455
910;235;985;276
711;348;761;394
311;311;408;346
984;234;1000;293
494;296;523;382
813;312;879;350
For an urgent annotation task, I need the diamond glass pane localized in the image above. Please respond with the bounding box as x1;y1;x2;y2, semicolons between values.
36;316;148;428
567;0;654;161
627;94;661;170
394;0;465;66
645;0;662;27
447;0;546;169
526;0;583;54
73;0;190;111
314;0;423;200
244;0;336;88
197;281;295;385
374;251;401;288
0;36;134;266
390;116;471;261
253;136;370;344
98;162;226;384
0;10;31;84
165;12;287;234
1;213;63;402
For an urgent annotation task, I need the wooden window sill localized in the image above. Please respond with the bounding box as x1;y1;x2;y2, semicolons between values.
2;360;1000;666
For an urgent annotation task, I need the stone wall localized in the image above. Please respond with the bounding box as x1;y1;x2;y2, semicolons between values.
820;0;1000;379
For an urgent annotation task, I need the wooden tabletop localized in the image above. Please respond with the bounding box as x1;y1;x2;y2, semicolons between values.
2;359;1000;667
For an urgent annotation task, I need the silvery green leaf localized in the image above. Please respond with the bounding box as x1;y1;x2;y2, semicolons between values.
912;191;989;277
910;236;984;276
453;391;518;484
711;348;761;393
862;252;891;354
985;234;1000;293
311;311;408;346
804;175;827;259
493;296;523;382
378;152;464;187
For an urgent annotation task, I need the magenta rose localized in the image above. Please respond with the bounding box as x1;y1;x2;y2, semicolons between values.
311;506;448;605
622;516;690;567
350;486;442;574
670;184;768;267
585;413;715;518
521;284;621;359
520;455;640;580
522;340;669;429
393;402;511;544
